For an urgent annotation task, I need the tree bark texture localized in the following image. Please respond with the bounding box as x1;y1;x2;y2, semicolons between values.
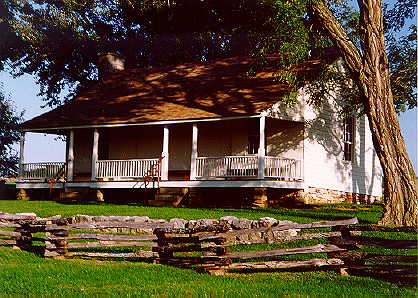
309;0;417;226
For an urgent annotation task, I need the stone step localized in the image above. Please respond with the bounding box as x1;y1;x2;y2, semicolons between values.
159;187;188;195
156;194;182;202
149;187;190;207
59;191;82;201
64;187;90;193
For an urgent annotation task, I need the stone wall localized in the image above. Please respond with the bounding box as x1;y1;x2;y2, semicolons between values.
303;187;382;204
269;187;382;206
63;214;299;244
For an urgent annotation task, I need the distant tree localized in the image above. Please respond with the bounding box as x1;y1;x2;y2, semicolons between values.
0;86;22;176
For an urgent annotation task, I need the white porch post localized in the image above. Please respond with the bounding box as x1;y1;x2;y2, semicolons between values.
258;116;266;179
67;130;74;181
161;125;169;180
190;123;198;180
18;133;25;177
91;129;99;180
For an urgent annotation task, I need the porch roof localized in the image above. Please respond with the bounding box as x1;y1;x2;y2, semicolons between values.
19;56;323;131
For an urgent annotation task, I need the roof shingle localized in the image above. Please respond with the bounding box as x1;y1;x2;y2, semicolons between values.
19;56;322;131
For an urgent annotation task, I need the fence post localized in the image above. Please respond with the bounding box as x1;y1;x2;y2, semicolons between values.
45;222;69;258
15;222;33;251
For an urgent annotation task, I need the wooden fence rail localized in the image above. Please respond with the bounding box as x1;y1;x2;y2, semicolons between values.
152;218;359;274
0;213;50;253
1;213;416;284
152;218;417;279
43;219;163;259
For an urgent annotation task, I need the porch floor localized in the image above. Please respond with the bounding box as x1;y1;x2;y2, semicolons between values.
15;179;305;190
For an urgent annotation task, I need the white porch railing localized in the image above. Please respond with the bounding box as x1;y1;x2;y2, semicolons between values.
196;156;303;180
265;157;303;180
96;159;160;179
20;162;67;180
196;156;258;178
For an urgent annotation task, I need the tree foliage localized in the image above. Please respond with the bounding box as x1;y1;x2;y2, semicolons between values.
0;0;315;107
0;0;414;112
0;85;22;176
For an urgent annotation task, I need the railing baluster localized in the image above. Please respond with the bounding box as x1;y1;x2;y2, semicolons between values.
194;156;302;181
19;162;66;180
92;159;160;179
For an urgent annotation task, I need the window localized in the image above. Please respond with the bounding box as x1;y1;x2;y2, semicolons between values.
343;116;354;161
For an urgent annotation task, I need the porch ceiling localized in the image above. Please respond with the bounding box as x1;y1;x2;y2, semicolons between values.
19;56;324;132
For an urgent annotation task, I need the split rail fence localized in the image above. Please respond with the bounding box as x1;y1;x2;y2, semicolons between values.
153;218;417;281
44;221;158;259
0;213;416;283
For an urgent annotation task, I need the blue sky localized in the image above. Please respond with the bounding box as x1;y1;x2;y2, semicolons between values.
0;72;416;173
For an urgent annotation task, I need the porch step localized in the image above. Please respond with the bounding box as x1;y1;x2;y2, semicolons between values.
57;191;84;202
156;194;182;202
149;188;189;207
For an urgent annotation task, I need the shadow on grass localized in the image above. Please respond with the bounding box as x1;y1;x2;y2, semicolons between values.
220;204;381;224
227;264;417;288
345;265;418;288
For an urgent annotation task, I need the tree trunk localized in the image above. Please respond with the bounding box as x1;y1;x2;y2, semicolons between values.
309;0;417;226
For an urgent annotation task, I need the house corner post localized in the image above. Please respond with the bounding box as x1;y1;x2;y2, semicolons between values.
190;123;198;180
161;125;169;180
18;133;25;177
91;129;99;180
67;130;74;181
257;116;266;179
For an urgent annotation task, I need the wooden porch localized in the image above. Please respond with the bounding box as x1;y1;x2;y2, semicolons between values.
19;155;303;182
17;116;304;187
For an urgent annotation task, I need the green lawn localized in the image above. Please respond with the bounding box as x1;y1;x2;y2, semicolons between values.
0;200;382;223
0;200;416;297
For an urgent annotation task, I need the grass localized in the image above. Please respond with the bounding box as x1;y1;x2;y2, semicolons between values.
0;200;382;223
0;200;416;297
0;248;415;297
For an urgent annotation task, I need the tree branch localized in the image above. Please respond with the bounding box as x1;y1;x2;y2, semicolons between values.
308;0;363;75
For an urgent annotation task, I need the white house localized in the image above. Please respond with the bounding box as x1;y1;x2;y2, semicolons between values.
15;54;382;207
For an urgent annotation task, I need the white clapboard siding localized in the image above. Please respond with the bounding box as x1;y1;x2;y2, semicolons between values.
303;85;382;196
